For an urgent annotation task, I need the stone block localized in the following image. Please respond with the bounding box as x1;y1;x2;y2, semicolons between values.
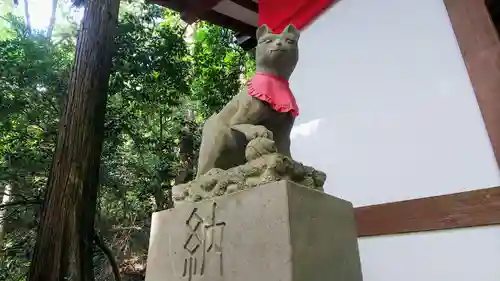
145;180;363;281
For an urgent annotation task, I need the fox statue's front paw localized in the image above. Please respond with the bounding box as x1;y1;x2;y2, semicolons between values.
245;137;277;161
249;125;273;140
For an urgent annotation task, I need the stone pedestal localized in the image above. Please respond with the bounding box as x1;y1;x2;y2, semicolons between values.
145;181;363;281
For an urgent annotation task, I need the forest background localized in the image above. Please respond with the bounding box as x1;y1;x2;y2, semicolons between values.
0;0;256;280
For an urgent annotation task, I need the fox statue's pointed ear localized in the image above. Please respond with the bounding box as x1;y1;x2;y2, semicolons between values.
256;24;272;39
282;24;300;39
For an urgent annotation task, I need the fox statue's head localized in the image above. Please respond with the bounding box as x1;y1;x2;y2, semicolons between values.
255;24;300;80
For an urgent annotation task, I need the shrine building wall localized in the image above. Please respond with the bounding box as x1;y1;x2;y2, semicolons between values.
288;0;500;280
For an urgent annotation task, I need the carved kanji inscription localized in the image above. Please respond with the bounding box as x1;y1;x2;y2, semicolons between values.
182;202;225;280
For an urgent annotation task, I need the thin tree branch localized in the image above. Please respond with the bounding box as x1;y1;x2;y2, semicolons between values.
94;231;122;281
110;226;142;232
0;15;12;23
0;200;42;209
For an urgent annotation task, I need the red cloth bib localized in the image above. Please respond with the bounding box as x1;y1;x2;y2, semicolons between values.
248;72;299;117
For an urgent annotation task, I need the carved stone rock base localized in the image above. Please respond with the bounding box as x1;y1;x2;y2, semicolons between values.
145;181;363;281
172;153;327;206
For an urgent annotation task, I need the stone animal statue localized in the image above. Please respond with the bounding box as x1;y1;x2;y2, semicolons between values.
196;24;301;178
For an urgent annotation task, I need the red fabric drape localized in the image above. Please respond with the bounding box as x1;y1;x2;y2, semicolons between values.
258;0;336;33
248;72;299;116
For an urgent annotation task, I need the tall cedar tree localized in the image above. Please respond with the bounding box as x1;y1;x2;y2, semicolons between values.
27;0;120;280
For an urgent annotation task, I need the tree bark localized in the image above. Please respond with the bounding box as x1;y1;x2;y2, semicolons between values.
22;0;31;33
46;0;57;39
27;0;120;280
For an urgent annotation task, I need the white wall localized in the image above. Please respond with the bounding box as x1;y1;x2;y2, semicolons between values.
290;0;500;206
288;0;500;280
358;226;500;281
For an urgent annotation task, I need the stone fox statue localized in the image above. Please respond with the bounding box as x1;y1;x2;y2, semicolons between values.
196;24;301;178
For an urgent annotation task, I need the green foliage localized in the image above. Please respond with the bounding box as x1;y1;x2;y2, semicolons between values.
0;2;255;281
0;14;73;281
191;22;254;116
102;3;190;216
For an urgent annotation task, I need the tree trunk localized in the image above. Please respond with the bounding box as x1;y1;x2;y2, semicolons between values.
0;184;11;249
27;0;120;280
46;0;57;38
152;110;166;210
22;0;31;33
174;111;195;186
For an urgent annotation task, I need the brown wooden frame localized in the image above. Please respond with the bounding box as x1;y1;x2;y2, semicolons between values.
444;0;500;168
355;186;500;237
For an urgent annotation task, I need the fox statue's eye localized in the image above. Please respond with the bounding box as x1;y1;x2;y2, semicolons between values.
259;39;273;44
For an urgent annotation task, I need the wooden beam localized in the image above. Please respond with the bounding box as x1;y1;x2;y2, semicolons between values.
149;0;257;49
443;0;500;169
200;10;257;38
181;0;223;24
230;0;258;13
239;37;257;51
148;0;186;13
152;0;258;23
355;186;500;237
